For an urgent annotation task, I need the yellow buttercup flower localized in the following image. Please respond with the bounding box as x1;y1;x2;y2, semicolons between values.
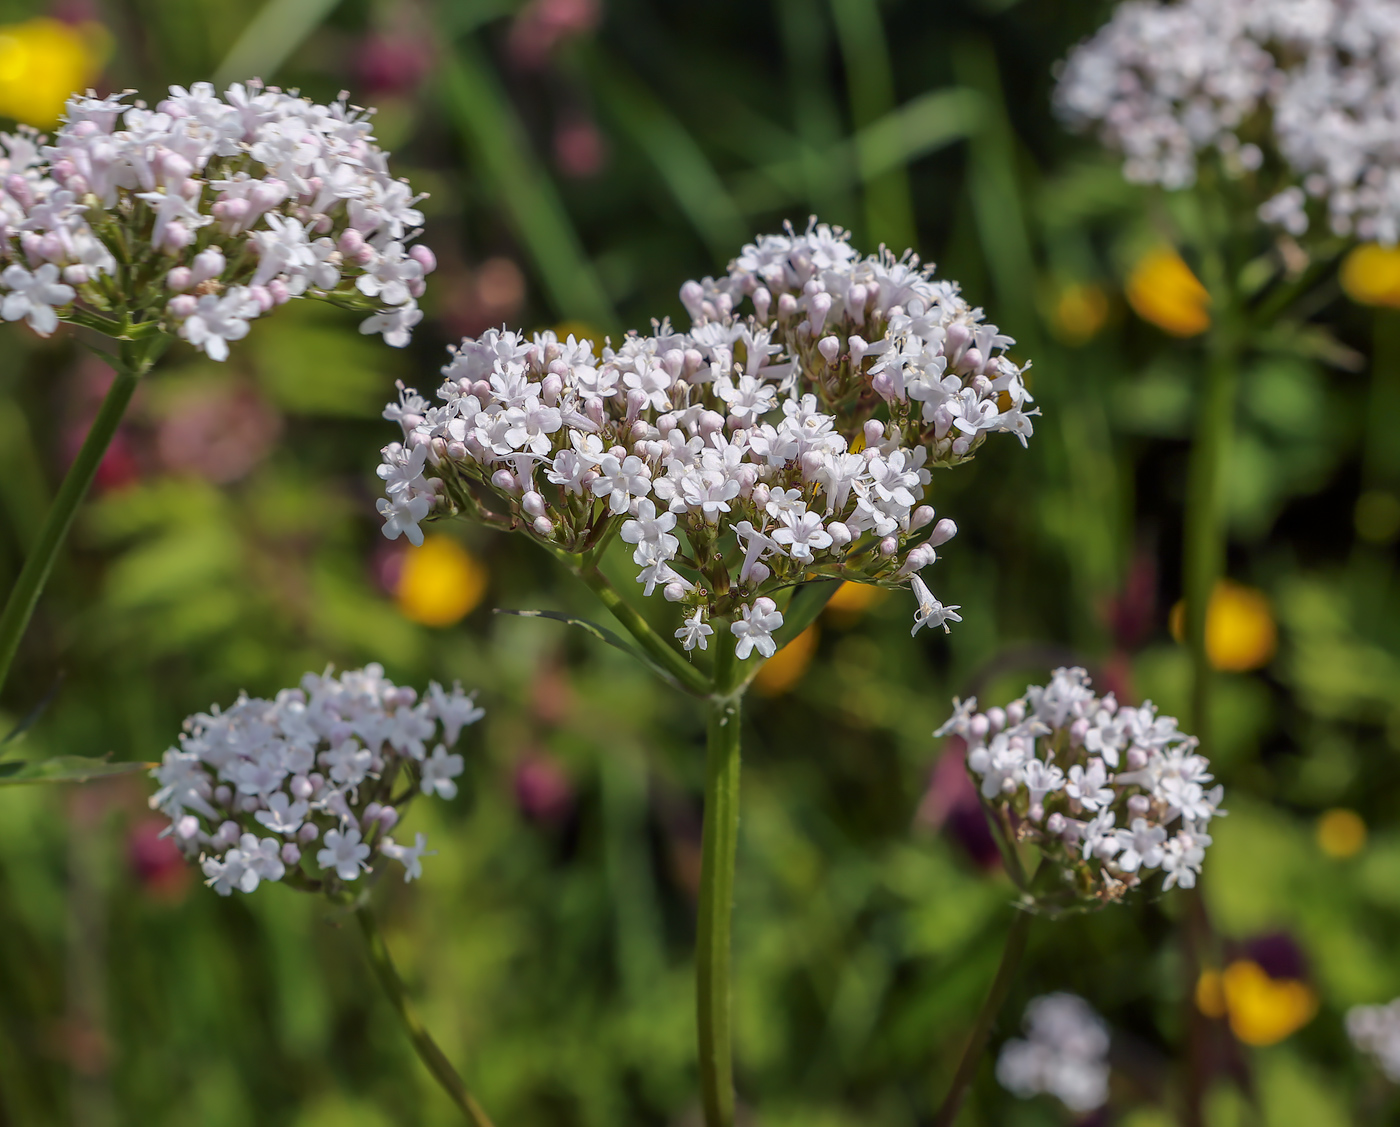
0;19;108;128
1340;244;1400;308
753;623;819;696
1316;808;1367;859
1126;248;1211;337
394;535;488;627
1050;281;1110;346
1170;579;1277;672
1219;960;1318;1047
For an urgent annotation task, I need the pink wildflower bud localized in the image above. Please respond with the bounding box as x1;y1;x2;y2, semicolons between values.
777;292;797;321
166;294;197;318
863;419;884;447
191;247;225;284
214;785;232;806
910;505;935;531
176;815;200;839
1069;717;1090;747
663;581;689;602
445;441;466;460
960;347;984;374
683;348;705;378
339;228;366;257
63;265;91;285
846;283;868;323
166;266;193;291
871;371;895;401
699;410;725;437
679;279;704;321
753;285;771;320
1006;701;1026;725
944;322;972;359
848;334;868;366
1046;812;1067;836
521;491;547;518
213;197;248;230
986;706;1007;732
491;468;517;493
1126;747;1148;770
971;714;991;740
290;775;313;800
248;285;275;313
298;823;319;844
532;516;554;536
280;843;301;866
363;802;383;825
1128;794;1151;816
927;518;957;547
879;536;898;557
817;334;841;364
409;244;437;273
540;373;563;404
826;521;851;547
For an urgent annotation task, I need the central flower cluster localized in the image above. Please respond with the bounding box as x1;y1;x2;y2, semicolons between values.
0;80;432;356
148;665;484;895
1056;0;1400;244
937;667;1224;904
378;221;1035;651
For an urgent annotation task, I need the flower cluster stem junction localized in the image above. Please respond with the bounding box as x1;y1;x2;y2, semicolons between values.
0;337;163;697
355;904;498;1127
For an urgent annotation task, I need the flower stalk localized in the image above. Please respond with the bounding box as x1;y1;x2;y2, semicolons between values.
356;904;498;1127
0;337;165;696
697;633;743;1127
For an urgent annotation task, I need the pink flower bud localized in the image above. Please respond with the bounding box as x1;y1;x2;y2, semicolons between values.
863;419;884;448
879;536;898;556
753;286;771;320
339;228;366;257
409;244;437;273
532;516;554;536
777;292;797;321
248;285;275;313
298;823;319;844
191;247;225;284
280;843;301;865
491;468;517;493
166;266;192;292
848;334;868;366
268;279;291;305
826;521;851;547
927;518;957;547
663;582;688;602
521;491;547;518
910;505;934;531
166;294;197;318
986;706;1007;732
817;335;841;364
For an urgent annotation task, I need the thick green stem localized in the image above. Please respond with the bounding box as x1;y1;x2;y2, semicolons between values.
574;563;711;696
932;906;1033;1127
0;341;158;697
355;906;497;1127
697;635;742;1127
1182;335;1238;749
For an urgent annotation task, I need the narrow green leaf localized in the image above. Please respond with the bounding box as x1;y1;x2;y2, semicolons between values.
582;50;747;262
0;755;153;786
1;674;65;747
773;579;841;649
213;0;341;87
494;608;686;692
439;44;619;332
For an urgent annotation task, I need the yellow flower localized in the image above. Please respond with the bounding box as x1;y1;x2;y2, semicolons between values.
1170;580;1278;672
753;623;819;696
0;19;108;128
1126;248;1211;337
552;321;603;350
1316;808;1367;859
394;535;488;627
1049;281;1110;346
1213;960;1318;1047
1340;244;1400;308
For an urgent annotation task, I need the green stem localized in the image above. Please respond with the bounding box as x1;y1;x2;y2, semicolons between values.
1182;331;1239;748
697;634;742;1127
355;906;498;1127
574;563;711;696
0;340;160;697
932;905;1033;1127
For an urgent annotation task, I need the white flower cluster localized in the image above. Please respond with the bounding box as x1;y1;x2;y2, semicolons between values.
936;667;1224;905
0;80;432;357
378;221;1036;651
148;665;483;895
1348;998;1400;1082
1056;0;1400;243
997;993;1111;1113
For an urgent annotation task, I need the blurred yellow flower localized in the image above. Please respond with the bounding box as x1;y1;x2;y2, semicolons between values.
1198;960;1318;1047
1170;580;1278;672
552;320;603;350
394;535;488;627
1339;244;1400;308
753;623;819;696
823;580;887;625
1126;248;1211;337
0;19;108;128
1316;808;1367;859
1049;281;1110;346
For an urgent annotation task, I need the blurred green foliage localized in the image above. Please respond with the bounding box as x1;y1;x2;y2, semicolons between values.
0;0;1398;1124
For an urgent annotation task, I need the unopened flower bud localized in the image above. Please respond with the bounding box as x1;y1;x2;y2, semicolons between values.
1069;718;1090;747
826;521;851;547
1006;701;1026;725
176;815;199;839
491;468;517;493
191;247;225;284
521;491;547;518
848;334;868;366
298;823;319;844
1128;794;1151;817
377;806;399;831
879;536;898;557
532;516;554;536
910;505;935;532
540;373;562;405
817;335;841;364
986;706;1007;732
214;785;232;806
863;420;884;448
290;775;313;800
777;292;797;321
166;266;192;291
409;244;437;274
1046;812;1067;836
280;843;301;866
927;518;958;548
663;582;688;602
753;286;771;320
1126;747;1148;770
970;714;990;740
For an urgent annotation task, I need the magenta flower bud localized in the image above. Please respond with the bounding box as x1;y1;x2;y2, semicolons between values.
409;244;437;273
166;266;193;292
167;294;197;318
280;843;301;866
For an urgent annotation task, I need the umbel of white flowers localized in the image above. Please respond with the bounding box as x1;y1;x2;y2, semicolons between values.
1348;998;1400;1082
148;666;483;895
997;993;1111;1113
0;81;432;356
377;219;1038;652
937;667;1225;904
1056;0;1400;245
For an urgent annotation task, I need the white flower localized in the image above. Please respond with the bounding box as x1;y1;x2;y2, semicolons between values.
176;286;259;361
420;744;465;799
426;681;484;745
675;609;714;652
254;791;308;835
317;826;371;881
1348;999;1400;1083
377;490;431;545
771;508;833;561
1066;759;1114;812
731;597;783;660
380;832;436;882
1;263;74;335
998;993;1110;1113
910;574;962;636
1115;817;1167;873
1161;827;1212;890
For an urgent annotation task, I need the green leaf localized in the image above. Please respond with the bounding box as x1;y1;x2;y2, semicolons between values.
494;608;687;693
772;579;841;650
1;674;65;747
213;0;341;88
0;755;153;786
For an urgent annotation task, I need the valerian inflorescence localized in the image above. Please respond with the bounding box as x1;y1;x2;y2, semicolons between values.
148;666;483;896
1056;0;1400;244
376;220;1037;653
0;80;433;356
937;667;1225;907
